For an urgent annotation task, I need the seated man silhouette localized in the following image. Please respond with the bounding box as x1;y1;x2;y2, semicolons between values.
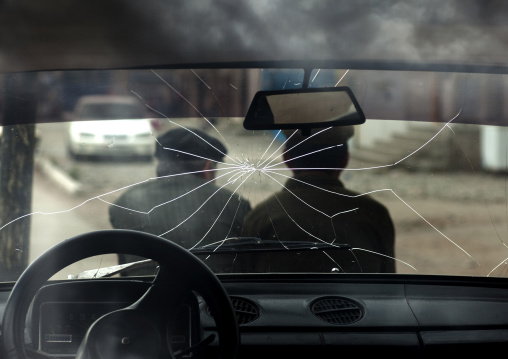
109;128;252;274
242;126;395;273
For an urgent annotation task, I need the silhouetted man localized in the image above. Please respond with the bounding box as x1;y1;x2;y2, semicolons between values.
243;126;395;273
110;128;251;271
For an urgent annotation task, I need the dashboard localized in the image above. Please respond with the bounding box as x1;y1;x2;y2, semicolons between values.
2;274;508;358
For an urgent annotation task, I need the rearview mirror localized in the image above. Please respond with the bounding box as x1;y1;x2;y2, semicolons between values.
243;87;365;131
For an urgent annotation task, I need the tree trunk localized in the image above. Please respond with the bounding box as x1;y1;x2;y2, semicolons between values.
0;73;37;281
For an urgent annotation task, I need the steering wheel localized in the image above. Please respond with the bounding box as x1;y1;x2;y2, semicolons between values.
1;229;239;359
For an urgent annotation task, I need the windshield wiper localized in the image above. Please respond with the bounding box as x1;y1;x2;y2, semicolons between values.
70;238;350;279
190;237;351;254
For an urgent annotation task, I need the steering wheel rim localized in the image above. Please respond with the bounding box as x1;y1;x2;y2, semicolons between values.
1;229;239;359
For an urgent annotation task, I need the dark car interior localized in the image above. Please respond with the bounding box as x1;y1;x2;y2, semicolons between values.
2;1;508;359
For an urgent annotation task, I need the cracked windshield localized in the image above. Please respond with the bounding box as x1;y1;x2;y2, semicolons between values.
1;68;508;280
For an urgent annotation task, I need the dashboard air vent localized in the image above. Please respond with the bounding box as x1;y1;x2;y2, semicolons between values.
310;297;363;325
206;296;260;325
231;297;260;325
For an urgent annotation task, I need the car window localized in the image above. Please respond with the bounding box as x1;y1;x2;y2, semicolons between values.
1;67;508;280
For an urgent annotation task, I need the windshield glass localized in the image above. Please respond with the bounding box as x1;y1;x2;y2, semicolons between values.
77;103;146;120
1;67;508;280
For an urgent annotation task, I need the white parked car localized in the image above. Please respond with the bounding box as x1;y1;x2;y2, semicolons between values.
67;95;155;160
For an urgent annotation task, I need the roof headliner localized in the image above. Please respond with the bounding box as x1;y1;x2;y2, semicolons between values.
1;0;508;73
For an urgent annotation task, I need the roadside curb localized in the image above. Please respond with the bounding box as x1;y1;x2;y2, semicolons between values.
36;158;83;195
